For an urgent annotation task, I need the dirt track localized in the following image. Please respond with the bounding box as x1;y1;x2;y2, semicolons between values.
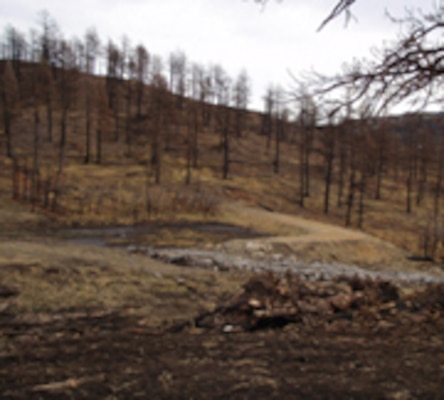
221;203;411;269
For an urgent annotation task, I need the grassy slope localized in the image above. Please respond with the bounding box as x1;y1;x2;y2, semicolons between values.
0;237;249;321
0;84;442;263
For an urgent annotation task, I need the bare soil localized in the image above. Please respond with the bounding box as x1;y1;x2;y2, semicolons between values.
1;202;443;399
1;292;443;399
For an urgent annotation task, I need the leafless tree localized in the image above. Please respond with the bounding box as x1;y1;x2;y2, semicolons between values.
56;39;79;174
212;65;233;179
29;61;50;209
187;63;207;171
125;48;136;151
272;85;286;174
296;89;317;205
134;44;150;119
185;100;202;184
84;27;100;75
261;85;275;150
369;119;389;201
150;54;164;80
35;13;60;145
39;59;55;142
233;69;251;137
1;60;19;158
148;73;171;184
83;27;100;163
200;67;214;127
105;40;123;142
319;109;338;214
95;78;111;165
307;5;444;115
3;25;26;85
415;121;434;206
169;50;187;109
38;10;60;65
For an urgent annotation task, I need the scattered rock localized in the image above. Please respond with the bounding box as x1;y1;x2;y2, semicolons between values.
172;272;444;334
131;246;444;286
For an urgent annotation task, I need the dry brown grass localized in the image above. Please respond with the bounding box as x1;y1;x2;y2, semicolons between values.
1;101;443;262
0;239;248;324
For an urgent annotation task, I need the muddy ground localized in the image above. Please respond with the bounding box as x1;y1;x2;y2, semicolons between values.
1;305;443;399
1;264;443;400
1;202;443;399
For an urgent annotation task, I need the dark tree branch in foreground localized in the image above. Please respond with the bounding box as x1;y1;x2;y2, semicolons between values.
317;0;356;31
305;5;444;114
253;0;356;30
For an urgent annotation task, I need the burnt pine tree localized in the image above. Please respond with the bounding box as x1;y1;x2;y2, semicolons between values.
148;73;171;184
336;120;349;208
135;44;149;119
212;65;232;179
95;78;111;165
3;25;26;87
105;40;122;142
1;60;19;158
233;69;250;138
274;87;287;174
261;86;275;151
185;100;202;184
38;11;59;143
29;61;47;209
320;111;337;214
83;27;100;163
168;50;187;110
56;40;79;174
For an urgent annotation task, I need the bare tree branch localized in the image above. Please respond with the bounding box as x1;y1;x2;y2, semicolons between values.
317;0;356;32
253;0;356;30
302;4;444;114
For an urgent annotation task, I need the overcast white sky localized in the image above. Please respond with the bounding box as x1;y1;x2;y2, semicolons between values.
0;0;436;110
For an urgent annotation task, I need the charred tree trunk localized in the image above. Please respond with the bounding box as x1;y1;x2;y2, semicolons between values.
45;88;53;142
85;106;92;164
11;157;19;200
273;119;280;174
304;128;313;198
96;128;102;165
84;78;93;164
299;134;306;208
345;167;356;227
153;138;161;185
31;106;40;210
406;166;413;214
21;162;29;202
1;90;13;158
375;146;384;200
324;142;335;214
136;82;144;119
416;156;428;206
125;80;132;153
58;108;67;174
222;119;230;180
432;145;444;257
357;173;366;230
337;147;347;208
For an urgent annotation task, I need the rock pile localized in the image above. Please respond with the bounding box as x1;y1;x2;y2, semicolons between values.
174;272;443;333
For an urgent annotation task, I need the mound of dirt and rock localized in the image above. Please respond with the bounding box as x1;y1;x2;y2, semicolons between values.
172;272;444;334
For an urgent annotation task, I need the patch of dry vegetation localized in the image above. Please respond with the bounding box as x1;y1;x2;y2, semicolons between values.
2;61;444;266
0;239;248;324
